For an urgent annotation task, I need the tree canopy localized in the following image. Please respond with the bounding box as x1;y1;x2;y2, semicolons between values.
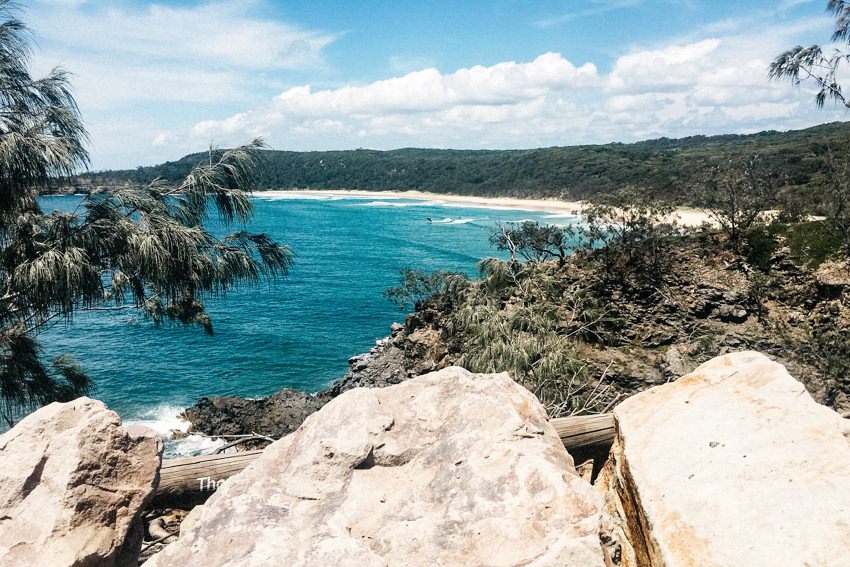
770;1;850;108
80;122;850;210
0;2;291;426
772;0;850;261
490;221;574;267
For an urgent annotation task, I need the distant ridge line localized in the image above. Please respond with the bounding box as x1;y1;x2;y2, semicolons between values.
77;121;850;206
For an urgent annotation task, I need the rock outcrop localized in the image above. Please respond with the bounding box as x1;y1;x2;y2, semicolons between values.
150;367;612;566
183;387;332;440
597;351;850;567
182;320;448;439
0;398;163;567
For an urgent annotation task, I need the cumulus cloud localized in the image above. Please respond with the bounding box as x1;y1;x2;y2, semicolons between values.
25;0;338;167
21;0;850;168
186;19;847;153
190;52;600;145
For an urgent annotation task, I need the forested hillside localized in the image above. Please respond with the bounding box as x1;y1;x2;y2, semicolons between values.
77;121;850;206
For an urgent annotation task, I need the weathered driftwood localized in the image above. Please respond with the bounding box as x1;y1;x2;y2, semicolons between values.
552;413;616;480
150;450;265;508
551;413;615;450
151;414;615;506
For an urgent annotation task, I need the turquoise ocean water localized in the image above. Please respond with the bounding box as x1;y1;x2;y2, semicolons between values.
37;194;579;453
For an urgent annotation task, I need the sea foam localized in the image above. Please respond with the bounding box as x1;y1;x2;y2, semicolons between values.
124;404;226;459
431;217;478;224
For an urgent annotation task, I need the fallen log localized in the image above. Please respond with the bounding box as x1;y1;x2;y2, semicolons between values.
551;413;615;450
151;450;264;508
151;413;615;507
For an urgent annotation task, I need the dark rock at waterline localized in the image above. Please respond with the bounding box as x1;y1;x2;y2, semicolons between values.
181;322;442;439
182;388;332;439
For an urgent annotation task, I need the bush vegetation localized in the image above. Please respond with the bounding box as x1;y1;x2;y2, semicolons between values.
79;122;850;210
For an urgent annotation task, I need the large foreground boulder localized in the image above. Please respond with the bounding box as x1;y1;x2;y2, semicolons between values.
597;351;850;567
150;367;611;566
0;398;163;567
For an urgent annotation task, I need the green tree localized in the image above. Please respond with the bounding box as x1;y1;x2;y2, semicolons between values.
770;1;850;108
0;3;291;426
771;2;850;259
692;156;780;250
383;267;466;310
579;187;678;284
489;221;574;267
824;144;850;256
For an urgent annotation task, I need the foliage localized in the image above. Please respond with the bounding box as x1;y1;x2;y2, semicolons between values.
747;270;771;324
79;122;850;211
383;267;467;310
578;187;679;285
692;155;780;249
0;4;291;426
770;1;850;109
785;219;845;267
815;144;850;257
771;3;850;260
489;221;575;266
744;225;780;271
740;219;843;269
808;318;850;397
442;258;620;417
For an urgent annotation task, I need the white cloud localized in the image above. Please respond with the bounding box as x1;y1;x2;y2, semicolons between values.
186;19;847;155
23;0;338;168
607;39;723;92
267;53;598;117
187;52;600;148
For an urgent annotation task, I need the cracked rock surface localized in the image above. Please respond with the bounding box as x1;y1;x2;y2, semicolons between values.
149;367;612;566
597;351;850;567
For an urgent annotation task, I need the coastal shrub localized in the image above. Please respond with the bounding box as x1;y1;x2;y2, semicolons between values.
744;226;780;271
818;145;850;259
786;220;844;268
809;319;850;397
577;187;679;286
383;267;467;310
451;293;615;416
691;155;781;251
771;6;850;261
442;259;620;416
747;270;771;323
489;221;575;267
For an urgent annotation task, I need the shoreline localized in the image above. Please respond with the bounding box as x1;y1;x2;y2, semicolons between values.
258;189;714;227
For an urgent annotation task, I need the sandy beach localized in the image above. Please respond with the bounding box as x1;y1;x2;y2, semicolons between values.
259;189;715;227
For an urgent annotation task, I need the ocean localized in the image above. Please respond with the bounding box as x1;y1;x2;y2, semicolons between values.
37;194;579;455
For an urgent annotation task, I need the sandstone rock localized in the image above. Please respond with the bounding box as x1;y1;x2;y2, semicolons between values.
597;351;850;567
0;398;163;567
150;367;611;567
183;327;430;440
662;344;689;377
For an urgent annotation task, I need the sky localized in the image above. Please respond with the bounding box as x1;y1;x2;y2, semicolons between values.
24;0;850;170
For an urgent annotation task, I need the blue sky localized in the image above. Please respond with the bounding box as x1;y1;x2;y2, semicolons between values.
26;0;850;169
